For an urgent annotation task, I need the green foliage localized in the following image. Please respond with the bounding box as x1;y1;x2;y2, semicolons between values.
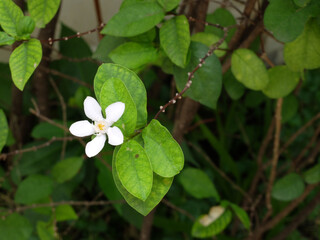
55;205;78;221
0;214;32;240
178;167;220;200
0;0;24;37
0;31;15;46
157;0;180;11
9;39;42;90
32;121;65;139
160;15;190;67
0;109;9;153
36;221;55;240
16;16;35;40
303;163;320;184
272;173;305;201
28;0;61;28
223;201;250;230
231;48;269;90
174;42;222;109
191;32;227;57
101;2;165;37
51;157;84;183
223;70;245;100
142;119;184;177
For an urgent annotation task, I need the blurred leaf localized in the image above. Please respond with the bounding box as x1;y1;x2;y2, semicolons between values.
99;77;137;136
0;0;24;36
94;63;147;129
51;157;84;183
174;42;222;109
294;0;311;7
228;202;250;230
284;18;320;71
31;121;65;139
55;205;78;222
36;221;55;240
223;70;245;100
142;119;184;177
178;168;220;200
9;39;42;90
109;42;158;69
160;15;190;67
191;32;227;57
129;27;156;43
231;48;269;90
116;140;153;200
0;109;8;153
16;16;35;39
272;173;305;201
263;65;300;99
157;0;180;11
282;95;299;123
192;209;232;238
15;174;54;204
303;163;320;184
101;2;164;37
28;0;61;28
0;31;14;46
0;213;32;240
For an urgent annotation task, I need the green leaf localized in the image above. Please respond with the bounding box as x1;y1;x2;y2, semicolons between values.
100;77;137;136
178;168;220;200
129;27;156;43
31;121;65;139
282;95;298;123
272;173;305;201
14;174;53;204
0;31;15;46
294;0;311;7
116;140;153;200
231;48;269;90
101;2;165;37
284;18;320;71
113;147;173;216
9;39;42;91
205;8;236;43
160;15;190;67
142;119;184;177
264;0;311;42
229;203;250;230
109;42;158;69
191;32;227;57
174;42;222;109
51;157;84;183
16;16;35;39
36;221;55;240
303;163;320;184
262;65;300;99
55;205;78;222
0;213;32;240
94;63;147;128
0;0;24;36
223;70;245;100
0;109;9;153
157;0;180;11
28;0;61;28
192;209;232;238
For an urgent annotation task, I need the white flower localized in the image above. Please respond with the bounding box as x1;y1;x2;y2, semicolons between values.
69;96;125;158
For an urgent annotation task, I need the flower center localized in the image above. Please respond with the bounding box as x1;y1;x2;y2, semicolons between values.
97;123;105;131
94;120;109;133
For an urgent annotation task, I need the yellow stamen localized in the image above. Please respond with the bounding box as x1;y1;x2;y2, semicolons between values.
98;123;105;130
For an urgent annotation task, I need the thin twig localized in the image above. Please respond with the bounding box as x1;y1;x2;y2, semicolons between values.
161;199;195;221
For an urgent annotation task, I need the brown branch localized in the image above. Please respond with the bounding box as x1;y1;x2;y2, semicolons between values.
93;0;104;40
140;208;156;240
297;139;320;171
161;198;195;220
264;98;283;222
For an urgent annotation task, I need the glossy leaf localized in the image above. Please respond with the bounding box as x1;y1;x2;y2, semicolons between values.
109;42;158;69
0;109;8;153
0;0;24;36
100;77;137;136
0;31;15;46
116;140;153;200
94;63;147;128
101;2;165;37
231;48;269;90
113;147;173;216
223;70;245;100
272;173;305;201
142;119;184;177
191;32;227;57
14;174;54;204
0;214;32;240
55;205;78;222
51;157;84;183
303;163;320;184
9;39;42;91
192;210;232;238
178;168;220;200
263;65;300;99
264;0;311;42
157;0;180;11
160;15;190;67
28;0;61;28
174;42;222;109
284;19;320;71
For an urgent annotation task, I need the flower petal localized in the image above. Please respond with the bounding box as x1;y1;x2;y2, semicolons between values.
105;102;125;125
107;126;124;146
69;120;95;137
85;134;106;157
84;96;103;121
